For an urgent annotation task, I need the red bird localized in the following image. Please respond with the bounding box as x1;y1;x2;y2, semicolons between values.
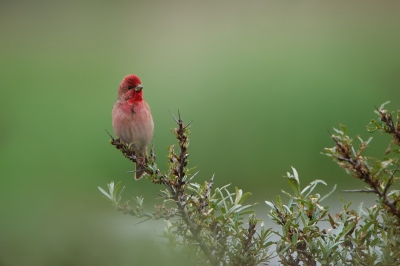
112;74;154;180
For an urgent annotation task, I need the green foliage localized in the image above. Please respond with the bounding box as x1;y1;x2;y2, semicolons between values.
266;167;399;265
100;112;273;265
100;104;400;265
267;168;342;265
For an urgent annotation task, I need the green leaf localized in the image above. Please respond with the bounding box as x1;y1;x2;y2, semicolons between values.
317;238;328;256
301;179;327;197
333;127;343;135
190;183;200;189
340;124;347;137
278;243;291;254
240;209;255;216
216;194;232;210
276;195;283;209
282;205;292;214
291;166;300;184
291;232;298;246
351;146;357;157
116;183;125;203
365;136;373;146
234;187;242;205
379;101;390;110
319;184;337;202
234;204;254;214
338;222;355;239
223;187;234;205
98;186;112;200
227;204;243;215
286;167;301;196
235;187;251;205
265;201;276;210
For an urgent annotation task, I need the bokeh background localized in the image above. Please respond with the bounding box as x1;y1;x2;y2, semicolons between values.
1;1;400;265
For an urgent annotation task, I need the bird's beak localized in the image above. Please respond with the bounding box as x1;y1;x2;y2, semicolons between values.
134;84;143;92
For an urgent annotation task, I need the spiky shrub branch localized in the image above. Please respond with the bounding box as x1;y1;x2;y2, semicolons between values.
264;102;400;265
100;112;273;266
100;104;400;265
325;101;400;220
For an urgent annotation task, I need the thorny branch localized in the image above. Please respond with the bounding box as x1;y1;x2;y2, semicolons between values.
109;112;219;266
375;106;400;145
329;120;400;220
167;111;218;266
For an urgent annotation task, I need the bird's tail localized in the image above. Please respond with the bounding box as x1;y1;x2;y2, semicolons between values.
134;162;146;180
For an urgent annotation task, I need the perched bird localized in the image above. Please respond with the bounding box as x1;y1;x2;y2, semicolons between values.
112;74;154;179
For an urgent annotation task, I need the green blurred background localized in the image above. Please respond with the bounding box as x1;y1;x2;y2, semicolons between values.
1;1;400;265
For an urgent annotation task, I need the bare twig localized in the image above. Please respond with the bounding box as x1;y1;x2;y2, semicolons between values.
342;189;376;193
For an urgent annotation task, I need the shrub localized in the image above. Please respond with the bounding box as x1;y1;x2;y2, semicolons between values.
100;104;400;265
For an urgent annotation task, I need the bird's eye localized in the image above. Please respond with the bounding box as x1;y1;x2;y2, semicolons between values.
127;86;133;90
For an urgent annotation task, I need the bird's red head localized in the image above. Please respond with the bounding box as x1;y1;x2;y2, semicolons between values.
118;74;144;102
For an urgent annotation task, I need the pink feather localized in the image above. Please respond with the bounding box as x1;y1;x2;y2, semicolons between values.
112;74;154;179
